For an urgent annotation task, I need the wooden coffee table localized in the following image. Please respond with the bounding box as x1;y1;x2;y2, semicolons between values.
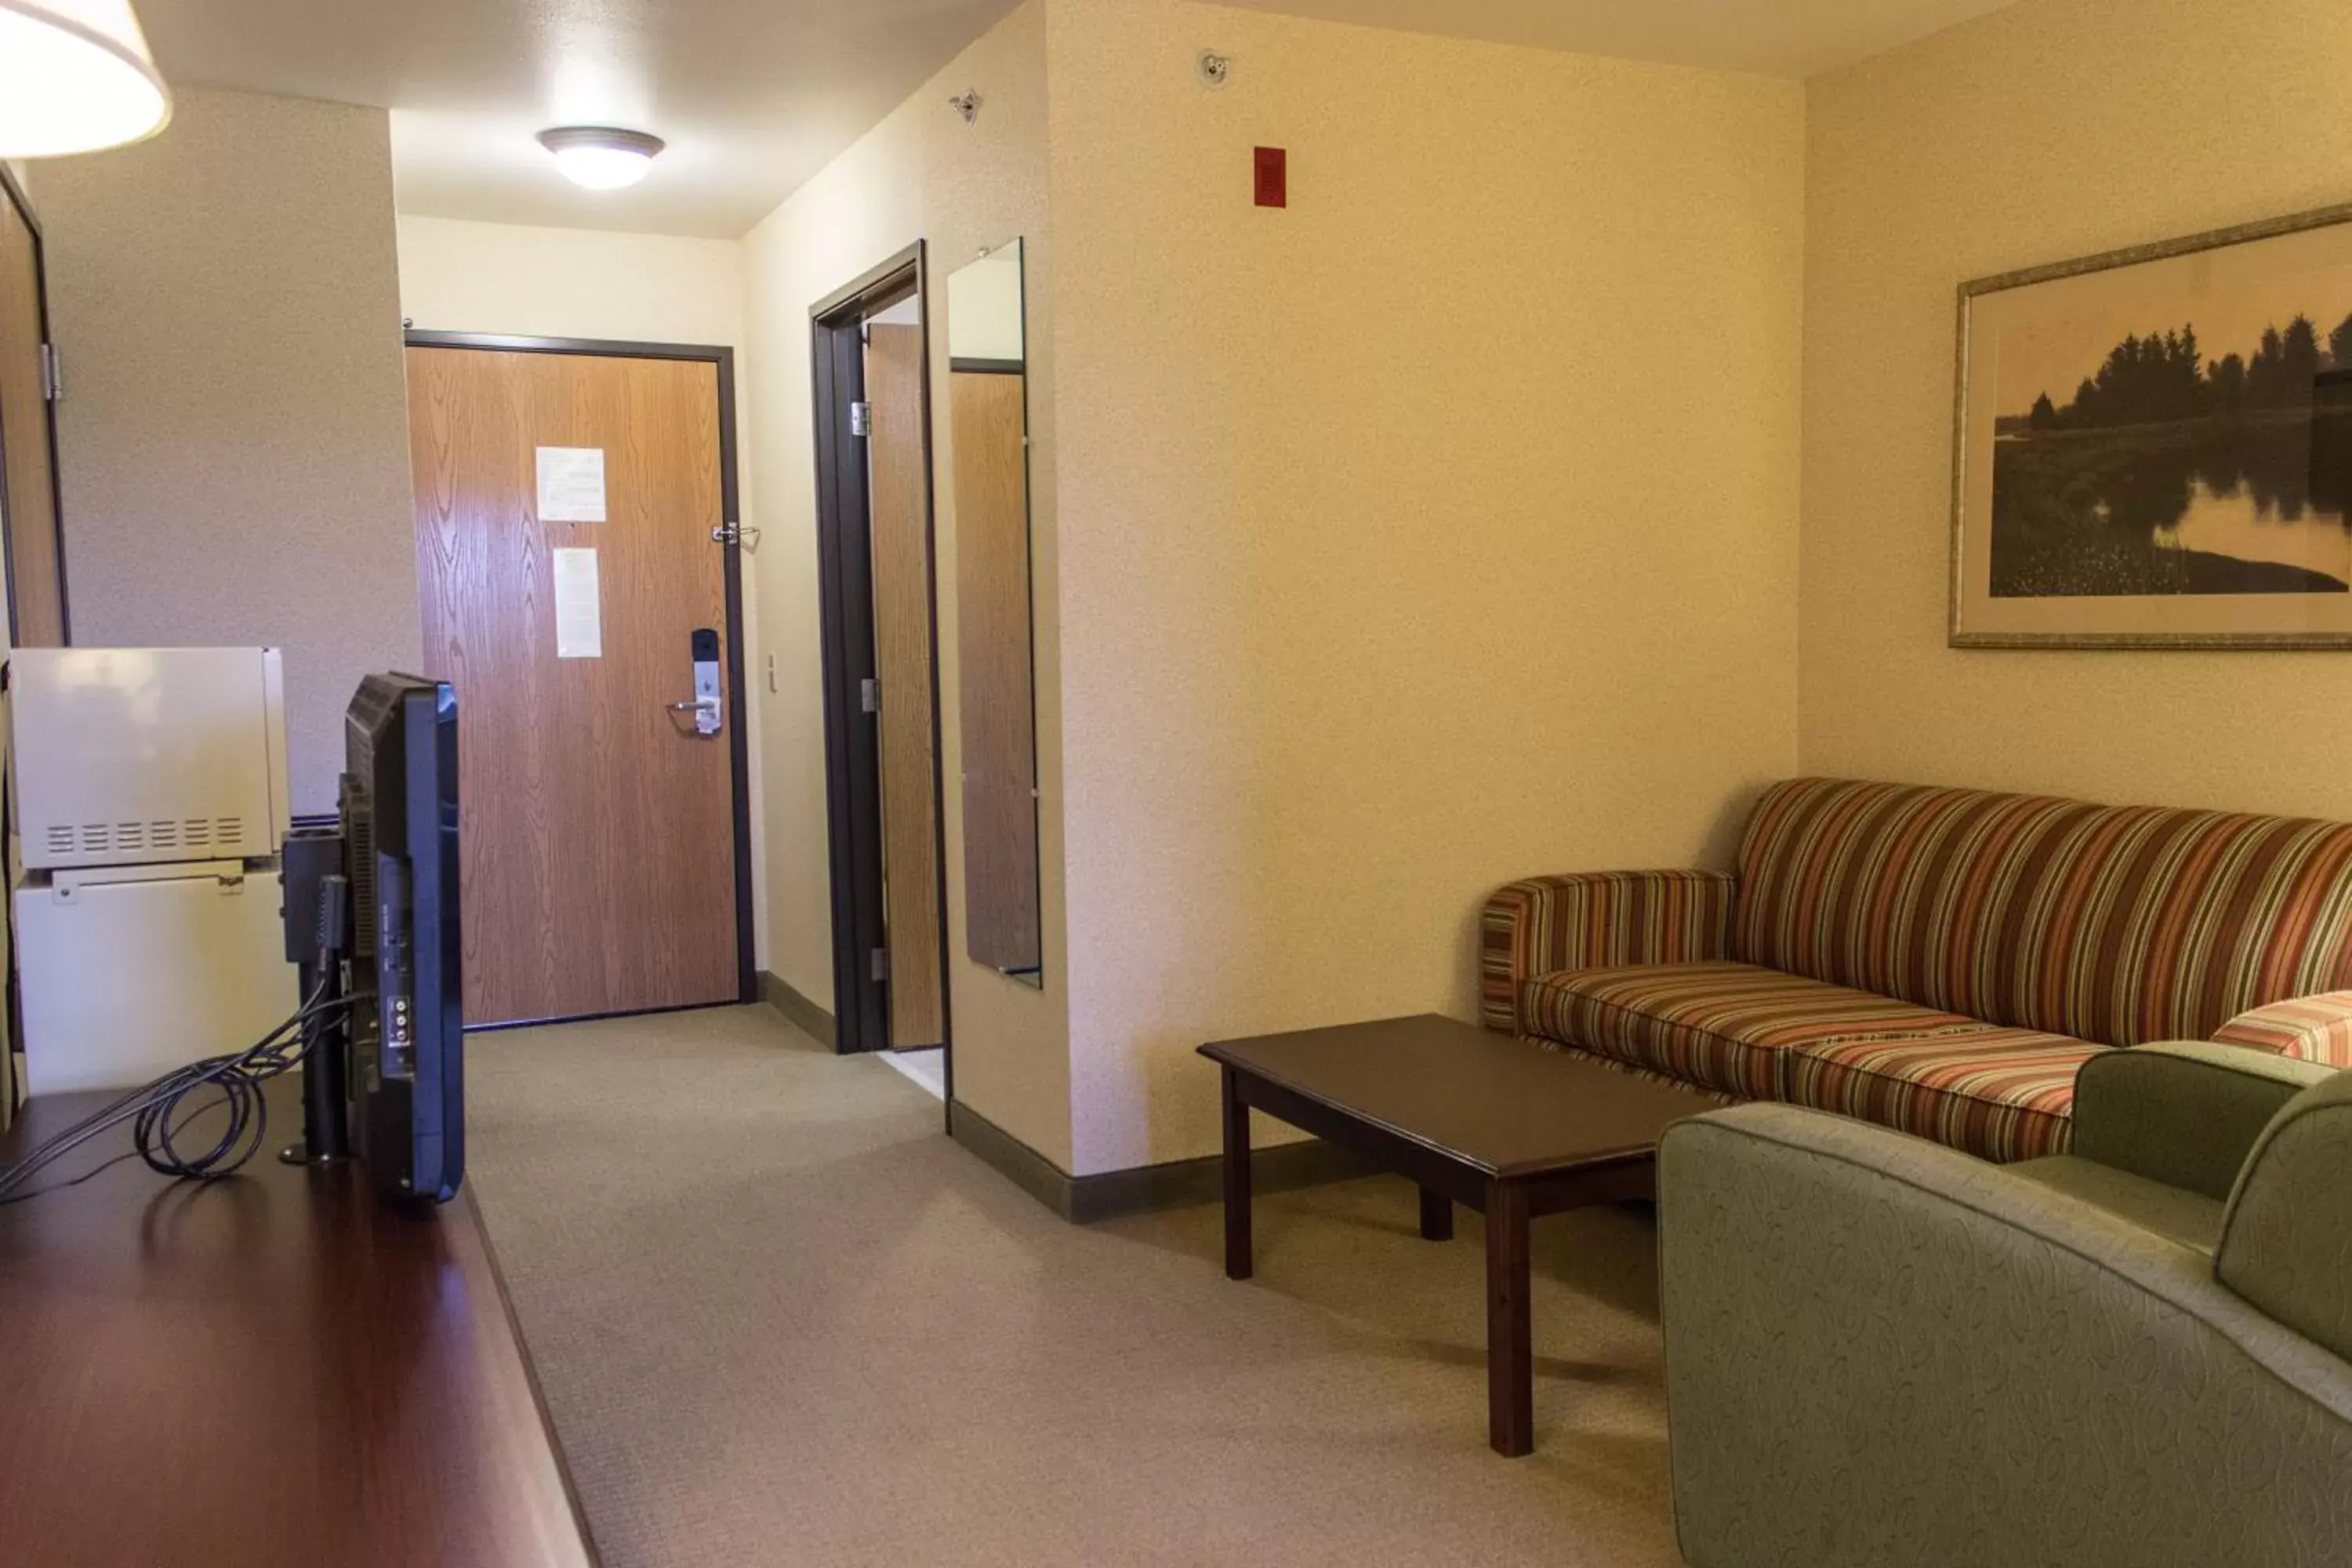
1199;1014;1711;1457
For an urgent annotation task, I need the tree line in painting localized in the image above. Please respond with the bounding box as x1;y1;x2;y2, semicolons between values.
2016;314;2352;433
1991;311;2352;600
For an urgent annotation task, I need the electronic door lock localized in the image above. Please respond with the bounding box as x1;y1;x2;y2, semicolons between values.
666;628;724;737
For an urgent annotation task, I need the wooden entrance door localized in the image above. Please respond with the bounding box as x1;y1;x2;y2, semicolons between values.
405;343;743;1026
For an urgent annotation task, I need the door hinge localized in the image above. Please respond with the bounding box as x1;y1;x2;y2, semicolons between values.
859;677;881;714
870;946;891;983
39;343;60;402
849;401;872;437
710;521;760;548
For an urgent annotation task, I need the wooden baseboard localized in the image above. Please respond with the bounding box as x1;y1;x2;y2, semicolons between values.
758;971;837;1048
946;1098;1371;1223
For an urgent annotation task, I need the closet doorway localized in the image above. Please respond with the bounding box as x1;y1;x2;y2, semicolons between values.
808;245;952;1103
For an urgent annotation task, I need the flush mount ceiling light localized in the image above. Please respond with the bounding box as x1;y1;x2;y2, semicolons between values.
0;0;172;158
537;125;665;191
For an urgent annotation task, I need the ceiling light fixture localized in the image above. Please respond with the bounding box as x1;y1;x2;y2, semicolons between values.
536;125;665;191
0;0;172;158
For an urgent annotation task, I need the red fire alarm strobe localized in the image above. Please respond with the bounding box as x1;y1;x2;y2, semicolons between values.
1254;146;1287;209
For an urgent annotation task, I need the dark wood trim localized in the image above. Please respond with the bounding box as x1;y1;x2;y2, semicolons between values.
403;330;732;364
757;969;837;1047
713;348;754;1001
810;248;924;324
947;357;1024;376
811;301;889;1060
949;1096;1370;1225
0;163;71;645
400;329;757;1006
808;241;956;1116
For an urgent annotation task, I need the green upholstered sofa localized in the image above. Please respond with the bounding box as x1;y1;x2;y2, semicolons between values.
1658;1040;2352;1566
1480;777;2352;1162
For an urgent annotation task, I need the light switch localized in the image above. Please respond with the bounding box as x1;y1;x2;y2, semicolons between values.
765;652;778;693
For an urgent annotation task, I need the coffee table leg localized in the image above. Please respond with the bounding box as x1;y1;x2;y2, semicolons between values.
1418;1186;1453;1242
1221;1065;1253;1280
1486;1178;1533;1457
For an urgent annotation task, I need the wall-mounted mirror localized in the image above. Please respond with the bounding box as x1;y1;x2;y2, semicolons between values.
947;239;1043;987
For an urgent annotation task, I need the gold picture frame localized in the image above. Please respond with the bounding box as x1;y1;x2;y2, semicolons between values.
1951;201;2352;648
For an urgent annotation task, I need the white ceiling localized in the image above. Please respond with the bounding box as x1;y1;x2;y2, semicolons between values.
140;0;1022;239
138;0;2016;240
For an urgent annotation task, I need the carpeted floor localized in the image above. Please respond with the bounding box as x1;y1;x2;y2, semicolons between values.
466;1005;1682;1568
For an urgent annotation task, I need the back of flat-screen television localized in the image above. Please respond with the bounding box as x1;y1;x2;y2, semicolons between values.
340;673;463;1203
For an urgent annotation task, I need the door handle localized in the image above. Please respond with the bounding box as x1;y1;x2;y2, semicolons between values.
666;697;722;735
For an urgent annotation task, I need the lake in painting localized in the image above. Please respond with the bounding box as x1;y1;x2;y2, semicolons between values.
1987;282;2352;597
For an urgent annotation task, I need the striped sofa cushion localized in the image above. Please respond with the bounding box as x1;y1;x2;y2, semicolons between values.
2212;991;2352;1068
1521;960;1998;1100
1519;1036;1742;1107
1733;779;2352;1047
1784;1030;2098;1164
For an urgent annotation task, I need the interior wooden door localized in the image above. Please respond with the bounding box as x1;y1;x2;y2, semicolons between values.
0;179;65;648
863;321;946;1049
406;345;741;1025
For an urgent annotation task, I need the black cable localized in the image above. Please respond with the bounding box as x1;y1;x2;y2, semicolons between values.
0;1147;143;1207
0;985;340;1196
0;983;365;1207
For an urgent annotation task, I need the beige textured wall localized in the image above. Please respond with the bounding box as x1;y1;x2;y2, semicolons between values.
393;214;768;971
1047;0;1806;1171
742;0;1072;1165
1802;0;2352;819
38;87;419;813
394;216;746;350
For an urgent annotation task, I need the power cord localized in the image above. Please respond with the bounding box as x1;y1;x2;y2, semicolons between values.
0;982;366;1207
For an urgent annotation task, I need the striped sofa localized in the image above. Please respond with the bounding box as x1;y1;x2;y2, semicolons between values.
1480;778;2352;1163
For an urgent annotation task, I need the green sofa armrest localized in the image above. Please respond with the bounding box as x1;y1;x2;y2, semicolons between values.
2071;1040;2333;1203
1476;869;1733;1031
2220;1070;2352;1366
2212;990;2352;1067
1660;1104;2352;1568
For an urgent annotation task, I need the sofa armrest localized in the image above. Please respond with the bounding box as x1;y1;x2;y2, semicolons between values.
1661;1105;2352;1568
1476;870;1733;1031
2219;1070;2352;1367
2071;1040;2334;1203
2213;990;2352;1067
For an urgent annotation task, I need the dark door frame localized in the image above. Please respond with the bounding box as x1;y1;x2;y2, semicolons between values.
400;328;758;1014
0;162;72;646
808;241;954;1095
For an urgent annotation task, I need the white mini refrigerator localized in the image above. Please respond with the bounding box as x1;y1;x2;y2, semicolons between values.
9;648;299;1095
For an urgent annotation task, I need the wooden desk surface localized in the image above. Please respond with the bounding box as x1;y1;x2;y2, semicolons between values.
0;1076;597;1568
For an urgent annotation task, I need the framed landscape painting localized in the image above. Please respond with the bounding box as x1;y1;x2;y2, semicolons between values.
1951;202;2352;648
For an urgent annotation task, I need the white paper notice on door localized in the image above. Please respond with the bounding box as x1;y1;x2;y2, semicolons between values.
535;445;607;523
551;547;603;659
